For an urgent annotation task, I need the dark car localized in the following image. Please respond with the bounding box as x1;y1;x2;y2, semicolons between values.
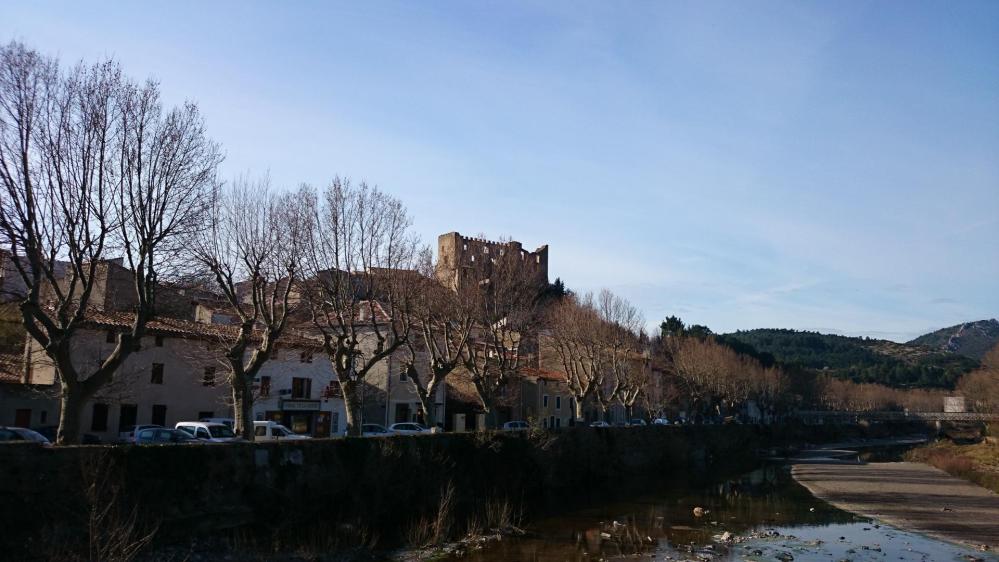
0;426;51;445
135;428;197;445
32;426;102;445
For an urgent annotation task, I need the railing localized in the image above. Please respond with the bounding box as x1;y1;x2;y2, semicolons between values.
794;410;999;422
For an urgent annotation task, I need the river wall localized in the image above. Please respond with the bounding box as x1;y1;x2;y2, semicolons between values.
0;422;932;559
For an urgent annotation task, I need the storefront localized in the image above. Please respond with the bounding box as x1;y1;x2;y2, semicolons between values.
265;399;334;437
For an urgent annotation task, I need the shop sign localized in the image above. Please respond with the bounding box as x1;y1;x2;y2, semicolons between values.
282;400;321;411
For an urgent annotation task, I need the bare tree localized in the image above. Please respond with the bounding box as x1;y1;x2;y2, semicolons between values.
458;246;541;428
0;42;220;443
299;178;418;436
192;176;306;440
546;294;606;423
400;249;474;429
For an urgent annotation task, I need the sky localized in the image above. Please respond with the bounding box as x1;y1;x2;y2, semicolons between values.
3;1;998;342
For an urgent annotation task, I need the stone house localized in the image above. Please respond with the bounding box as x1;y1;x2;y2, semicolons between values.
13;312;345;441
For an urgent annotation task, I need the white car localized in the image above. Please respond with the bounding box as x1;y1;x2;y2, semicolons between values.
388;422;429;435
253;421;310;441
501;421;530;431
200;417;235;430
175;421;240;442
589;421;610;428
652;418;671;425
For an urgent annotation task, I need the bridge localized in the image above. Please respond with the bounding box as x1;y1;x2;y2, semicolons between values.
793;410;999;422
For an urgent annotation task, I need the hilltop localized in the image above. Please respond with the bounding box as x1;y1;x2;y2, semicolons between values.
907;319;999;361
723;328;979;389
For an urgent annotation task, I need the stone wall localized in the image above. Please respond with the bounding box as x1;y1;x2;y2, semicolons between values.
0;422;932;559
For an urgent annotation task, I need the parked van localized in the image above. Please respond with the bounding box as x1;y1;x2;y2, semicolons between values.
199;417;235;430
253;421;310;441
175;421;240;442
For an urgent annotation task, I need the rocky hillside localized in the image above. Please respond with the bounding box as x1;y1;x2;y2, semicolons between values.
907;319;999;361
724;329;979;389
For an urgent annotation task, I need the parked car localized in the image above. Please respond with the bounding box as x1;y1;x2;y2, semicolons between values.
629;419;648;426
33;425;101;444
652;418;670;425
253;421;310;441
135;428;197;445
175;421;240;442
388;422;429;435
361;423;391;437
119;424;164;443
501;420;530;431
200;417;235;430
0;426;51;445
589;421;610;428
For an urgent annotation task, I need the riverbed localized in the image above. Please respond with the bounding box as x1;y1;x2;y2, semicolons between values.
444;466;998;562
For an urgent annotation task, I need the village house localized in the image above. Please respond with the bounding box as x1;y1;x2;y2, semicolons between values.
16;312;345;441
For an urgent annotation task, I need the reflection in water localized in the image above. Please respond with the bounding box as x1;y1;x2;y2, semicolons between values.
447;466;998;562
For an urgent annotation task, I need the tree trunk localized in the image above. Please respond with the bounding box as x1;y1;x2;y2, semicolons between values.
625;404;634;421
574;398;586;423
342;379;364;436
56;380;85;445
231;369;255;441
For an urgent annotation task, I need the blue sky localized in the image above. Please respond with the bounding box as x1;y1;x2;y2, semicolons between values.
4;1;997;341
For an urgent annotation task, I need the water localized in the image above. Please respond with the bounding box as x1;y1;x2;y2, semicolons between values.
446;466;998;562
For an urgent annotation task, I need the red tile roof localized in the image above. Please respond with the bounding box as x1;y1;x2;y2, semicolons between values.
83;311;323;349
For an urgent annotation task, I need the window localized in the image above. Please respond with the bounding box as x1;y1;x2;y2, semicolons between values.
462;243;467;251
151;405;167;427
291;377;312;399
556;396;562;411
271;346;279;360
255;426;267;437
91;403;109;431
543;395;549;408
399;370;408;382
555;417;561;428
202;366;216;387
106;331;116;344
260;376;271;397
331;412;339;435
549;415;555;428
197;411;214;420
299;350;313;363
536;255;541;264
196;428;210;439
40;410;47;424
471;255;475;263
483;247;489;254
150;363;164;384
155;335;164;347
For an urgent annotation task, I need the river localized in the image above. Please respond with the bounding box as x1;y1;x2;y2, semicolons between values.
443;465;998;562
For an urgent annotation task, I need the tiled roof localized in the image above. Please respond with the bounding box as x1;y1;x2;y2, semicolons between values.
84;311;323;349
445;370;482;405
519;367;566;382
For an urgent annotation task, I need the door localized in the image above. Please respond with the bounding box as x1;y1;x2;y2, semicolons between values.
314;412;331;438
118;404;137;433
14;409;31;427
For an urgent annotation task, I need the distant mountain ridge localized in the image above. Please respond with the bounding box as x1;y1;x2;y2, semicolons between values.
722;328;979;389
907;319;999;361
